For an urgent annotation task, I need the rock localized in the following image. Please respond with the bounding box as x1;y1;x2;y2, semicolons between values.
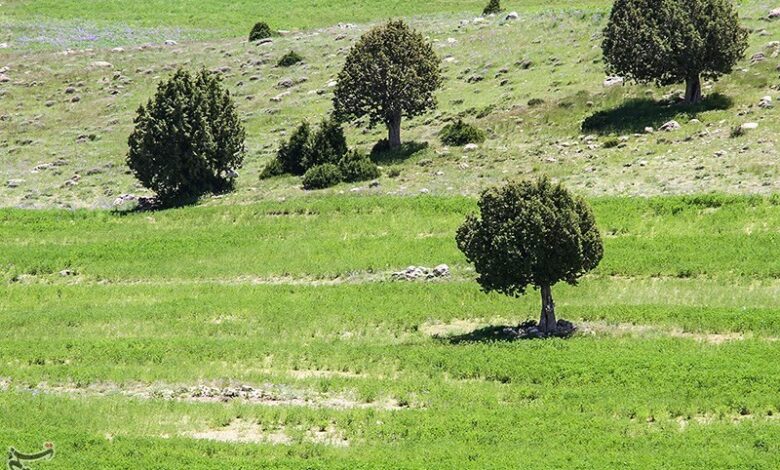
759;96;773;108
256;38;273;46
603;76;624;87
446;37;457;44
769;8;780;18
750;52;765;63
464;143;479;152
369;180;380;188
70;95;81;103
65;86;77;94
0;73;10;83
59;269;76;277
505;11;519;20
518;59;533;69
419;188;430;194
164;40;178;46
113;194;137;207
644;126;654;134
660;120;681;131
277;77;295;88
90;61;114;68
6;179;23;188
741;122;759;130
271;91;290;102
111;47;125;53
0;43;8;49
466;74;484;83
326;80;338;88
432;264;450;277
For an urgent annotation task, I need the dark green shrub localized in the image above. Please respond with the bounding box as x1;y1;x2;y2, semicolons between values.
259;158;284;179
602;138;620;148
440;119;487;146
483;0;502;15
528;98;545;107
339;150;380;182
249;22;273;42
127;68;246;205
307;118;348;168
302;163;343;190
456;176;603;335
276;122;312;176
277;51;303;67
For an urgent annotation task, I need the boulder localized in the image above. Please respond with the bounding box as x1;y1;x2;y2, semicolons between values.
90;61;114;68
603;76;624;87
660;120;681;131
505;12;519;20
769;8;780;18
759;96;773;108
741;122;759;130
464;143;479;152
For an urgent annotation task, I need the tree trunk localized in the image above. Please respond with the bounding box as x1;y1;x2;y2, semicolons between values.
538;285;557;334
387;114;402;149
684;75;702;104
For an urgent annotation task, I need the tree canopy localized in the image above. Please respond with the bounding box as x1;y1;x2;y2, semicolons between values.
602;0;748;103
456;177;603;333
333;20;442;149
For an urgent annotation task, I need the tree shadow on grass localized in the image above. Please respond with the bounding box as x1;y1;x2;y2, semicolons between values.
438;325;523;344
369;140;429;165
581;93;733;135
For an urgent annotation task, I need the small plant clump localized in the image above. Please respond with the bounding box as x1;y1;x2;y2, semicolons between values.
439;119;487;146
249;22;274;42
277;51;303;67
339;150;381;182
260;118;379;189
302;163;343;190
483;0;502;15
126;68;246;206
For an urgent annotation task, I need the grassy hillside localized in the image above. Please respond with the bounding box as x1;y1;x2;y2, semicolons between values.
3;0;608;38
1;1;779;208
2;196;780;468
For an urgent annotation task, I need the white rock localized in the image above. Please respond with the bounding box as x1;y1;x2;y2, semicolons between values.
660;120;681;131
759;96;773;108
464;143;479;152
6;179;23;188
90;61;113;68
0;73;9;83
505;12;519;20
741;122;759;130
446;37;457;44
111;47;125;53
644;127;654;134
769;8;780;18
0;43;9;49
164;40;178;46
603;76;624;87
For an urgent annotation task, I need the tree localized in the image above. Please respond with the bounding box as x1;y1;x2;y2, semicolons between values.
127;68;246;205
456;177;603;335
333;20;442;149
483;0;502;15
602;0;748;103
249;22;274;42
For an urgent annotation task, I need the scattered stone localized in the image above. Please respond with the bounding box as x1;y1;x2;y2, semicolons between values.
277;78;295;88
759;96;773;108
70;95;81;103
660;120;681;131
505;11;519;20
6;179;23;188
0;73;10;83
741;122;759;130
464;143;479;152
111;47;125;53
256;38;273;46
59;269;76;277
603;76;624;87
65;86;77;94
392;265;450;281
769;8;780;19
90;61;114;69
164;40;178;46
644;126;654;134
750;52;765;63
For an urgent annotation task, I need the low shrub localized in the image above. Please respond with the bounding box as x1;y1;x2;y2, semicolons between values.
277;51;303;67
440;120;487;146
249;22;274;42
339;150;380;182
276;122;312;175
302;163;343;190
259;158;284;179
483;0;502;15
307;118;348;168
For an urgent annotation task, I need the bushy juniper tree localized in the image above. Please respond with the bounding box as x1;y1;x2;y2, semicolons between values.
602;0;748;103
127;68;245;205
456;177;603;335
333;20;442;149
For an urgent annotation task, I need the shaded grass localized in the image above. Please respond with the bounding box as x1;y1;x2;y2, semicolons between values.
581;94;734;135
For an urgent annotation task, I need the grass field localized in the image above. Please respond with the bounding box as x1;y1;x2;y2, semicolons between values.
3;0;780;467
2;195;780;468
